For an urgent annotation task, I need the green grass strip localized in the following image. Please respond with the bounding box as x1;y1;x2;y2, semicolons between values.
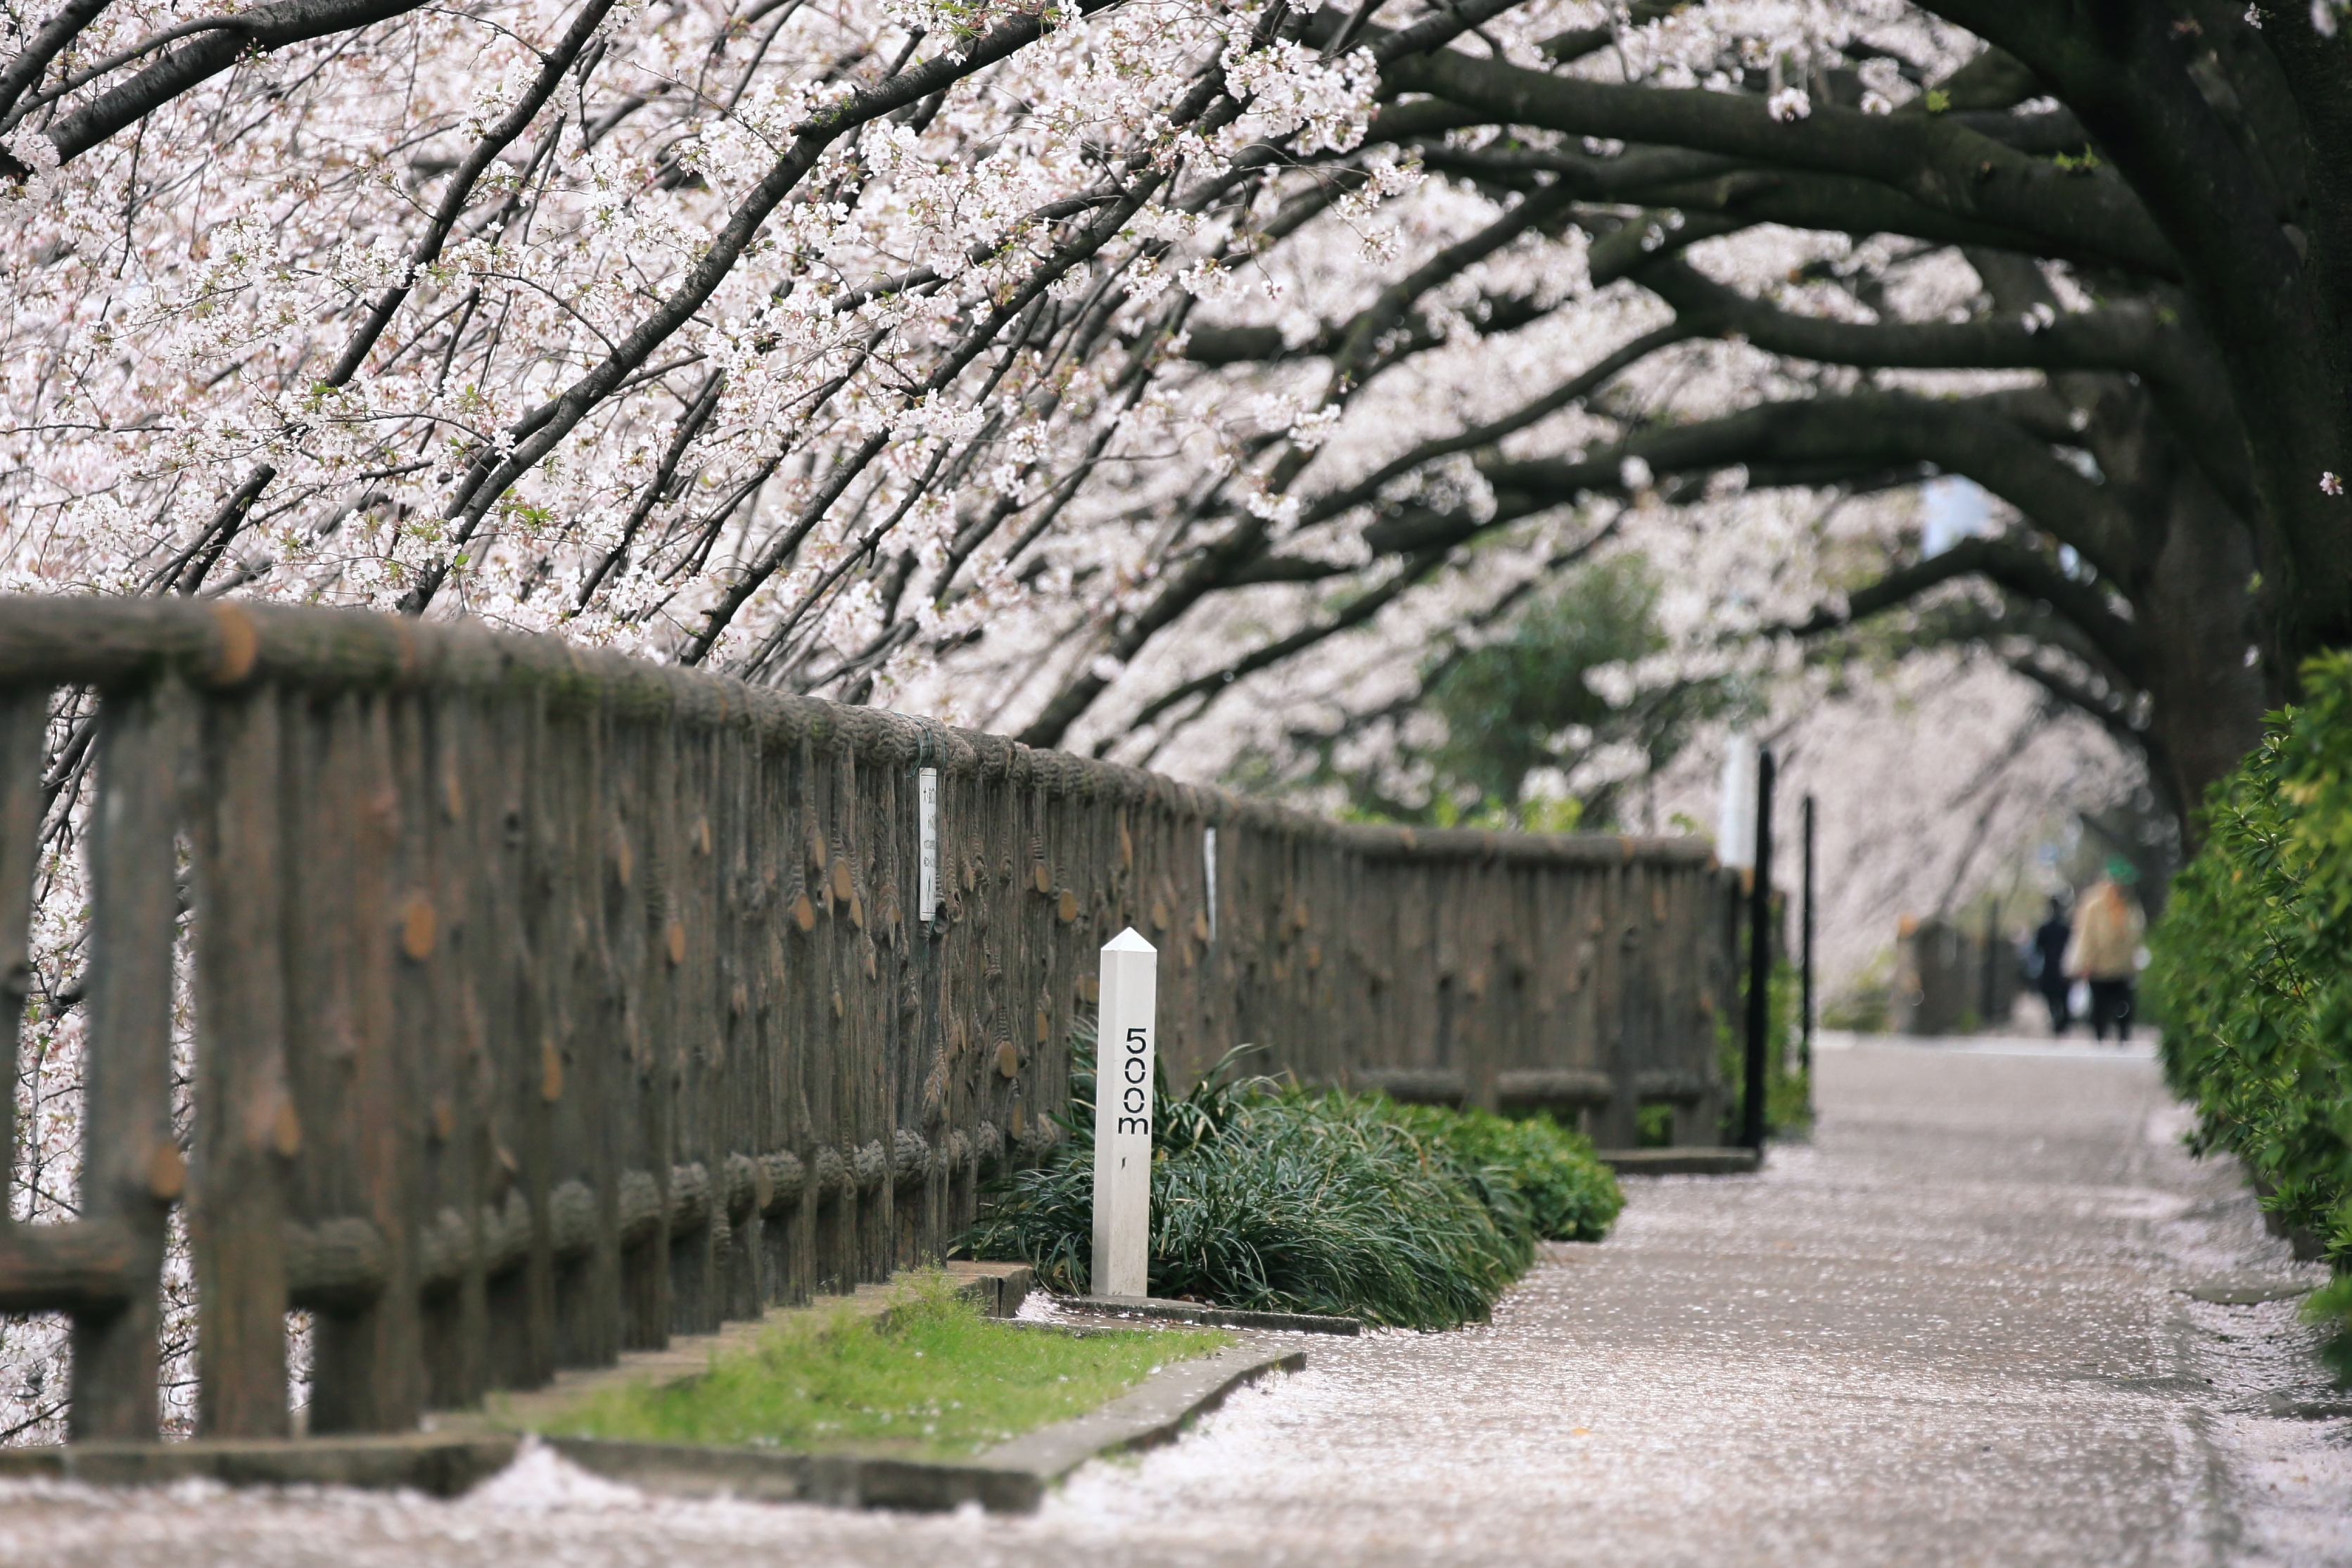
542;1270;1229;1460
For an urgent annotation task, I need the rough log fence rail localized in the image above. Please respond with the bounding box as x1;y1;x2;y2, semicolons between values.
0;597;1736;1444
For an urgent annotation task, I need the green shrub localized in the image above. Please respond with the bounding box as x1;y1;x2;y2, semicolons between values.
959;1038;1624;1330
2147;654;2352;1358
1379;1101;1625;1242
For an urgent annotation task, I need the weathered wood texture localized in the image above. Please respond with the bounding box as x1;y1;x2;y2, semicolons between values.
0;597;1736;1439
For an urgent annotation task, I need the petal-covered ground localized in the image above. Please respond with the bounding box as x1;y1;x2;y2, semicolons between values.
4;1036;2341;1567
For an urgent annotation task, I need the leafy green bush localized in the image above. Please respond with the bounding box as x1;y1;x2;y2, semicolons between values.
2147;654;2352;1353
960;1039;1624;1330
1380;1101;1624;1242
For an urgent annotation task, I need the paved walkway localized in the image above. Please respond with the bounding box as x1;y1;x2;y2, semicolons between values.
5;1038;2345;1566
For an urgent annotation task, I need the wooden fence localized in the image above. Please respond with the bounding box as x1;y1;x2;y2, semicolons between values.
0;597;1737;1443
1892;914;2022;1035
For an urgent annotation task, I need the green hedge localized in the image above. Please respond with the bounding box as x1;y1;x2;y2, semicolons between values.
2147;653;2352;1345
959;1039;1624;1330
1381;1100;1625;1244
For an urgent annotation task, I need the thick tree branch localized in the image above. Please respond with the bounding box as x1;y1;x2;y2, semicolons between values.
1484;390;2140;582
39;0;437;165
0;0;120;125
1380;49;2180;277
1610;165;2083;259
1779;532;2144;687
1929;1;2349;665
1633;256;2256;514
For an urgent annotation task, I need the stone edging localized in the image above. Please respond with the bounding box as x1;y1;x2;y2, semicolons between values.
1596;1147;1764;1175
1059;1295;1363;1335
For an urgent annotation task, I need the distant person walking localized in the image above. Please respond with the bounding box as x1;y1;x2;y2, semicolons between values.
2030;896;2073;1033
2066;865;2144;1042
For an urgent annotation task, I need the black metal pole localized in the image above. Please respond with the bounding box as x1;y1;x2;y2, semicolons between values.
1800;793;1814;1079
1742;748;1776;1149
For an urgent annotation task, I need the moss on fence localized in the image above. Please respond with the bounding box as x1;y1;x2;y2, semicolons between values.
2146;654;2352;1367
960;1038;1625;1330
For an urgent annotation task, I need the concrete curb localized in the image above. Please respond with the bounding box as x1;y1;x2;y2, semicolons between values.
540;1436;1042;1512
549;1339;1306;1513
1598;1147;1764;1175
1060;1295;1363;1335
2178;1276;2313;1305
2261;1391;2352;1420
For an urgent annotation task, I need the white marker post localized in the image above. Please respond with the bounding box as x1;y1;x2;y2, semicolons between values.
1091;929;1158;1299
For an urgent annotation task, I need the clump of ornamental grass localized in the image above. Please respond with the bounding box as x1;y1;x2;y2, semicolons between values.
533;1268;1223;1458
960;1035;1624;1330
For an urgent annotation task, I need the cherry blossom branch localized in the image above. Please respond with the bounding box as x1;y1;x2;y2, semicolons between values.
1119;544;1447;736
328;0;618;385
34;0;445;166
404;0;1134;616
0;0;119;126
575;367;725;608
676;175;1167;663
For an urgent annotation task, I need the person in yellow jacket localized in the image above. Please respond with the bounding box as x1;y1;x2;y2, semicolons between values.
2066;864;2145;1042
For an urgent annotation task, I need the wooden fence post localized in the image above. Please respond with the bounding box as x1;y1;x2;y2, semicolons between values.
0;691;43;1245
70;680;193;1441
191;687;293;1437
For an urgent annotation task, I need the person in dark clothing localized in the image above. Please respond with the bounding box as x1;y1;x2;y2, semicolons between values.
2031;896;2073;1034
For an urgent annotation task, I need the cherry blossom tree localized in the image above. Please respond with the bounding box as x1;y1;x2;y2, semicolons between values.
3;0;2347;1439
6;0;2346;834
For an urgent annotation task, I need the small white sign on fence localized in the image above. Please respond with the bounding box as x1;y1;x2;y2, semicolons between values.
1091;928;1158;1299
1202;826;1218;943
917;767;939;925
